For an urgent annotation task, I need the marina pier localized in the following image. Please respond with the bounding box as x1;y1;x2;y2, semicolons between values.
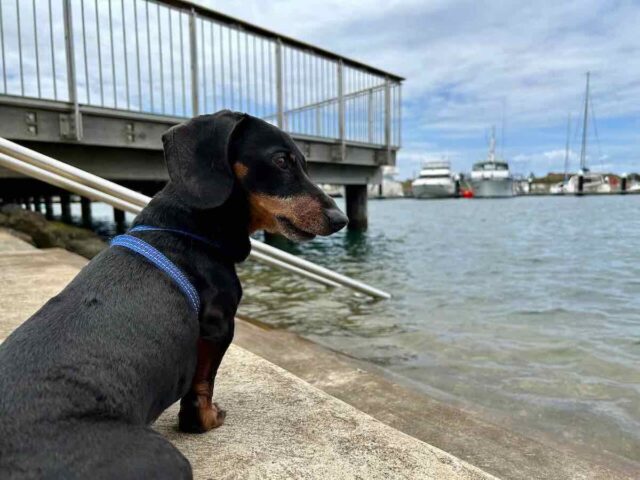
0;0;403;231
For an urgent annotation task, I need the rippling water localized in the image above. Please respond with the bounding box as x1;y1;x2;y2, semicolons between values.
238;196;640;463
75;195;640;462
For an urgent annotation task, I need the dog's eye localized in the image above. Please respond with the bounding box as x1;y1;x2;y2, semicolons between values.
273;155;288;170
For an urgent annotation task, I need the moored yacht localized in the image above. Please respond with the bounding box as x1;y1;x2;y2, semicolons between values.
411;161;457;198
470;130;514;198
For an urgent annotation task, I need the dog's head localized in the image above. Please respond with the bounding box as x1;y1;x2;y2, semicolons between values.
162;110;348;241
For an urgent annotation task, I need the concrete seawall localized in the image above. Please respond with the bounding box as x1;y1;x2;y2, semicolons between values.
0;229;495;479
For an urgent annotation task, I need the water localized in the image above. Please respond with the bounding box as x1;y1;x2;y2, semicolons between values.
66;196;640;463
237;196;640;464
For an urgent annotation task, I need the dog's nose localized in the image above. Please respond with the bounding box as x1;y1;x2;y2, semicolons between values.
326;208;349;232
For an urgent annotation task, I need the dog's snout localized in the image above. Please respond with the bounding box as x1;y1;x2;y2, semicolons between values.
326;208;348;232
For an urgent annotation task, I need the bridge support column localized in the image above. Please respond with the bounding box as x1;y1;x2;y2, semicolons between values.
114;208;126;234
345;185;368;231
60;192;72;222
33;196;43;214
81;197;92;227
44;196;54;219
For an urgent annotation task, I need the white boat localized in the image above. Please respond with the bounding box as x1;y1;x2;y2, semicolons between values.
564;171;611;194
470;130;514;198
369;166;404;198
411;161;457;198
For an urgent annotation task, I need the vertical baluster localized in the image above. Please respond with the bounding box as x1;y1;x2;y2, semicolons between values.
228;27;233;109
32;0;41;97
168;8;175;114
253;35;257;115
108;0;116;107
16;0;24;96
80;0;89;103
180;11;186;115
134;0;142;110
219;24;226;107
338;60;344;157
189;9;197;116
145;1;154;112
94;0;103;105
260;38;265;117
244;31;249;113
0;0;6;93
121;0;129;109
236;29;242;111
210;21;216;112
158;4;164;113
200;17;206;113
275;40;283;128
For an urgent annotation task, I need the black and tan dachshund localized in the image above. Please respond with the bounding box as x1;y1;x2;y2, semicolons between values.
0;111;348;479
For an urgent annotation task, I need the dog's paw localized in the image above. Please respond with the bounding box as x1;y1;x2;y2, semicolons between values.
178;399;226;434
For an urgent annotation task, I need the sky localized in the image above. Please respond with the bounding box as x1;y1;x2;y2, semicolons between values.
0;0;637;180
198;0;640;179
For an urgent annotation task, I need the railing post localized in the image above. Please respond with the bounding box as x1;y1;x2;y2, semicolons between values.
63;0;82;140
384;76;391;162
337;59;345;160
367;88;374;144
398;82;402;147
189;9;199;116
275;39;284;128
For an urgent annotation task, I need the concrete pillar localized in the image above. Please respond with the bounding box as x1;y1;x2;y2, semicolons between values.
60;192;72;222
114;208;126;234
81;197;92;227
345;184;368;231
44;196;54;219
33;196;43;214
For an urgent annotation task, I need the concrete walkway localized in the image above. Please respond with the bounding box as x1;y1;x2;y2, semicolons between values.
0;229;494;480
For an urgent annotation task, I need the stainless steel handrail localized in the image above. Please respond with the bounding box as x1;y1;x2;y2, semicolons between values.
0;137;391;299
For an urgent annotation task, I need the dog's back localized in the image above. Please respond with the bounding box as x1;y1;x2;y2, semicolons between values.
0;248;197;479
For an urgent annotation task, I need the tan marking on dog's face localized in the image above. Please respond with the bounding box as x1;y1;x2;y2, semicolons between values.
247;192;328;239
233;163;249;179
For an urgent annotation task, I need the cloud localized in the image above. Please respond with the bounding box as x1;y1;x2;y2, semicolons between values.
2;0;637;180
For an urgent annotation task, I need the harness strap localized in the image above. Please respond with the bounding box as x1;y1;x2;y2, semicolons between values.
110;234;200;315
128;225;219;249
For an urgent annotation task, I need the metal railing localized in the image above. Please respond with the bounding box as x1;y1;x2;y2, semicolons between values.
0;0;402;148
0;136;392;299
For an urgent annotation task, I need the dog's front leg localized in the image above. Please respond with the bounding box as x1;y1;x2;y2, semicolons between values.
179;302;234;433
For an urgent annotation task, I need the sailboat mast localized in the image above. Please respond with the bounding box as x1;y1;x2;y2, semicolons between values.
489;126;496;162
579;72;590;172
563;113;571;183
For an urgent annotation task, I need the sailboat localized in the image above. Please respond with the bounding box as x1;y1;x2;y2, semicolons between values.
554;73;611;194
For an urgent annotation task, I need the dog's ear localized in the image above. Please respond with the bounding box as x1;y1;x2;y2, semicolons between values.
162;110;245;209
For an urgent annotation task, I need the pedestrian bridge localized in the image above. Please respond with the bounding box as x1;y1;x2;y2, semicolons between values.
0;0;403;219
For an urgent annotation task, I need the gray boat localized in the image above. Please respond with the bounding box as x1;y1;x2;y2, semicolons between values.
470;129;514;198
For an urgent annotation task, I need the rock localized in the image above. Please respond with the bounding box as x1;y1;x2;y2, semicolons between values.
0;204;107;259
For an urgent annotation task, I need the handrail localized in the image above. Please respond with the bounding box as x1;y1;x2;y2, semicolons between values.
0;138;391;299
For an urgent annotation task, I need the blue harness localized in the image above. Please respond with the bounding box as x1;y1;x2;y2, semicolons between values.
110;225;217;316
